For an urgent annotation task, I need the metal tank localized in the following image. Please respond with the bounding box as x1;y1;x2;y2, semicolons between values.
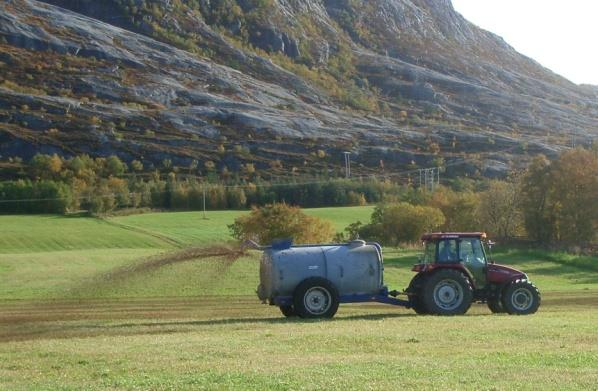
257;240;384;304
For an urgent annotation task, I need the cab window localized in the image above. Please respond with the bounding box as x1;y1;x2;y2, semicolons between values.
459;239;486;265
438;239;458;263
422;241;436;263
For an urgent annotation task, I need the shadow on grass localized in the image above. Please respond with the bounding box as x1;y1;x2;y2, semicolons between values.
109;312;419;330
0;312;422;343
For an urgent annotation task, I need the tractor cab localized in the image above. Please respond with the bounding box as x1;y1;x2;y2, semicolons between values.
406;232;540;315
418;232;490;288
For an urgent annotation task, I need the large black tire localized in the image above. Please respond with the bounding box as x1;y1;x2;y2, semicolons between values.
422;269;473;315
487;298;506;313
280;305;297;317
293;277;339;319
501;280;540;315
407;275;429;314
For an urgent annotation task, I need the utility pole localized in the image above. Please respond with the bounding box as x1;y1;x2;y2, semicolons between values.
343;152;351;178
419;167;441;192
202;184;208;220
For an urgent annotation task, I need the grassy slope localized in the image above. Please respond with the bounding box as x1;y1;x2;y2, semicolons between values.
0;209;597;389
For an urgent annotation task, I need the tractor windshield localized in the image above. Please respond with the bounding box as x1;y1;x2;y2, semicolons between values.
459;238;486;265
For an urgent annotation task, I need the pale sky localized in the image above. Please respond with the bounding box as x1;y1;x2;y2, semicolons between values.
452;0;598;86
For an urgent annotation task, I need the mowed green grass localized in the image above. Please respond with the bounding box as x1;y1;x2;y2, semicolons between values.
106;206;375;246
0;207;374;300
0;208;597;390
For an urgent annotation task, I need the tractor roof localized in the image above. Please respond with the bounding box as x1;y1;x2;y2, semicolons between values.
421;232;487;241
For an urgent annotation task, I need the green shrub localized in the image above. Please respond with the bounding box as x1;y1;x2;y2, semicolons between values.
358;202;445;246
228;202;335;244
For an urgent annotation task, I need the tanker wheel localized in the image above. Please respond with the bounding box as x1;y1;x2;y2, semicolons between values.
487;297;506;313
293;277;339;319
422;269;473;315
279;305;297;317
501;280;540;315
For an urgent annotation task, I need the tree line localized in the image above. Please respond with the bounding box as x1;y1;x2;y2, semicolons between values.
1;148;596;248
0;153;403;214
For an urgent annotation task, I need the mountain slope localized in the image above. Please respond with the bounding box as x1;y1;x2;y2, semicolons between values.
0;0;596;179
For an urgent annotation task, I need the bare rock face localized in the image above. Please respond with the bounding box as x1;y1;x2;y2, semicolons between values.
0;0;596;178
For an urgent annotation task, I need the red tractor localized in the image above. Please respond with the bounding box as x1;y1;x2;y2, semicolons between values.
404;232;540;315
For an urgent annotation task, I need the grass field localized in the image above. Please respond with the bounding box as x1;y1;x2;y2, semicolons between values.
1;207;597;390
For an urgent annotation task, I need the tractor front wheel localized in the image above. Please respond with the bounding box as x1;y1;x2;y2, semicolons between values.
422;269;473;315
502;280;540;315
487;298;505;313
279;305;297;317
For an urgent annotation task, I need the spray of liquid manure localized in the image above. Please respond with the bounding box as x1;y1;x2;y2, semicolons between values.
72;244;249;296
104;244;246;281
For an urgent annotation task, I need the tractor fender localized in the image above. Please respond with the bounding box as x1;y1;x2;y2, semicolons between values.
416;264;477;289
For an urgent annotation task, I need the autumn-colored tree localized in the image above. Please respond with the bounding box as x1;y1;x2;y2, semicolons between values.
229;203;335;244
130;160;144;172
359;202;445;246
478;180;523;239
430;186;480;231
550;148;598;244
104;155;126;177
520;155;554;243
30;153;63;180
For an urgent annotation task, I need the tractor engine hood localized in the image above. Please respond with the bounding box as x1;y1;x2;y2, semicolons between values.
487;263;527;284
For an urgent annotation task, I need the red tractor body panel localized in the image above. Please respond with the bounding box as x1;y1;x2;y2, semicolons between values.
486;264;526;285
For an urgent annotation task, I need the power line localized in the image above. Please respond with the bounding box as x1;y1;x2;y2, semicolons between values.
0;142;542;204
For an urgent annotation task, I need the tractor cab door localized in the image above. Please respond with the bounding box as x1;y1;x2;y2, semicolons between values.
458;238;487;288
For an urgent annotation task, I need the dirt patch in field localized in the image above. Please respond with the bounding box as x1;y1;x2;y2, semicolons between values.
1;292;598;343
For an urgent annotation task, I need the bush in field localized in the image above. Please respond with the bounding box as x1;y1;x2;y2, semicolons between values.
228;203;335;244
357;202;445;246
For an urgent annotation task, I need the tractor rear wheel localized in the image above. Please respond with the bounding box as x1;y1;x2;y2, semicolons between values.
407;275;429;314
502;280;540;315
293;277;339;319
411;296;429;315
422;269;473;315
280;305;297;317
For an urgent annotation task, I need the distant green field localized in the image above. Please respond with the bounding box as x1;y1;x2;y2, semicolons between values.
0;215;169;253
107;206;375;246
0;207;596;300
0;208;597;390
0;207;375;300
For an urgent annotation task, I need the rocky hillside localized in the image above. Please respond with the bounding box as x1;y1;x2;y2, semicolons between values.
1;0;596;178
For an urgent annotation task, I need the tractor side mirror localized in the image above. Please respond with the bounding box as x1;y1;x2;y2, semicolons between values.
486;241;495;264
